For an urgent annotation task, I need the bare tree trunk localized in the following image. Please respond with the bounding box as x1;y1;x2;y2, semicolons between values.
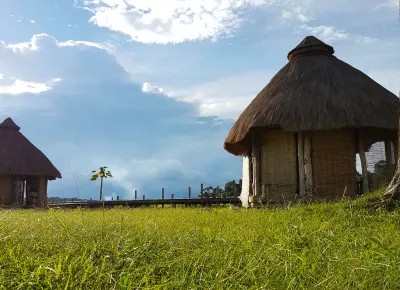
100;177;103;200
384;94;400;199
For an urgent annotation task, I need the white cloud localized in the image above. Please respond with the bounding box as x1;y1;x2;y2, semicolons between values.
280;11;293;20
299;25;349;42
3;33;112;54
279;4;310;23
0;73;3;80
30;20;36;24
107;158;204;197
142;82;163;94
78;0;274;44
153;70;274;119
0;78;61;95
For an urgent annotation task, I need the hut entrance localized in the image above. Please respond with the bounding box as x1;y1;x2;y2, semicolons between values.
12;176;25;205
357;141;396;194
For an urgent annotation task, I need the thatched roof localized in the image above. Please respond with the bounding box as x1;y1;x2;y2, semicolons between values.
0;118;62;179
224;36;398;156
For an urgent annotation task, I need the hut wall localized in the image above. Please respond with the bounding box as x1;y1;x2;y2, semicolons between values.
240;157;251;208
260;131;297;202
0;175;12;205
38;176;48;207
311;130;357;198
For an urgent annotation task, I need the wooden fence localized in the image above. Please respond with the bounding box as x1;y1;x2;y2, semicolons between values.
48;183;241;209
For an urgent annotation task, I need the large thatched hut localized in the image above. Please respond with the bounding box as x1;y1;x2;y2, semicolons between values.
0;117;61;207
224;36;398;207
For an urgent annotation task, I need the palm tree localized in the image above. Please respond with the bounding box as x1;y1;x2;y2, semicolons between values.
90;166;113;200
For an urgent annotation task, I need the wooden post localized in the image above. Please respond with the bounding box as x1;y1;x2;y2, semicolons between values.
188;187;191;199
200;183;204;199
297;132;306;197
134;190;137;200
304;132;313;195
358;131;369;195
385;141;394;182
252;134;261;199
171;194;175;208
162;188;165;208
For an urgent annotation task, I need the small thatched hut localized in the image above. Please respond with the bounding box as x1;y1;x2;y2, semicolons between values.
0;117;61;207
224;36;398;207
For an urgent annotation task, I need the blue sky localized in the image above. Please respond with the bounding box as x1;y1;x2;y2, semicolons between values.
0;0;398;200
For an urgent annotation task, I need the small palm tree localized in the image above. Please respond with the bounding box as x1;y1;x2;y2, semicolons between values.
90;166;113;200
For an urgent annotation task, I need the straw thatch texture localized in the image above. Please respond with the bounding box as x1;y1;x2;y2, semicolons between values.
0;118;62;179
224;36;398;156
311;130;357;198
261;131;297;202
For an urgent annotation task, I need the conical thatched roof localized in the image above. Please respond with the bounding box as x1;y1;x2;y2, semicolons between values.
0;117;62;179
224;36;398;156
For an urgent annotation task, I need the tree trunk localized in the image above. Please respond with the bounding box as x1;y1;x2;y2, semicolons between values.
100;177;103;200
384;95;400;199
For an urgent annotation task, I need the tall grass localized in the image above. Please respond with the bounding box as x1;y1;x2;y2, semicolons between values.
1;194;400;289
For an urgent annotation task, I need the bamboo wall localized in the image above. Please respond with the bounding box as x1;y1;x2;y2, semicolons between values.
0;175;12;205
311;130;357;198
260;131;297;202
38;176;48;207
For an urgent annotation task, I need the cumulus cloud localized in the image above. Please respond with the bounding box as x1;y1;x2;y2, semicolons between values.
299;25;349;42
151;70;274;120
0;34;128;86
30;20;36;24
107;158;205;197
0;78;61;95
142;82;163;94
3;33;112;54
78;0;274;44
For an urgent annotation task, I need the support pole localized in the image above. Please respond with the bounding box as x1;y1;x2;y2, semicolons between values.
385;140;394;182
304;132;313;195
252;134;261;199
358;131;369;195
297;132;306;197
162;188;165;208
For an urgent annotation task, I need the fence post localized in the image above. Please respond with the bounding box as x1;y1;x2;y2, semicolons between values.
171;194;175;208
188;186;191;199
162;188;165;208
135;190;137;200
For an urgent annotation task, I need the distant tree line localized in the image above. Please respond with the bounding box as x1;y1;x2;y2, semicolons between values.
199;179;242;198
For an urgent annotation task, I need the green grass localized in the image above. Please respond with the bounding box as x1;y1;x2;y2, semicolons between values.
1;193;400;289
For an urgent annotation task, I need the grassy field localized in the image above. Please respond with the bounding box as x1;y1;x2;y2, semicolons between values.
1;192;400;289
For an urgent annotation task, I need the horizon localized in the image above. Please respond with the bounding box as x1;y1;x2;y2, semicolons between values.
0;0;398;200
